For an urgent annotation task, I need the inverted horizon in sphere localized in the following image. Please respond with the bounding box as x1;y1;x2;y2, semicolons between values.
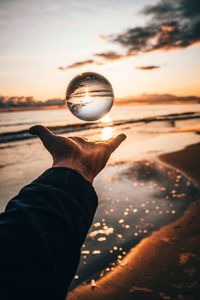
66;72;114;121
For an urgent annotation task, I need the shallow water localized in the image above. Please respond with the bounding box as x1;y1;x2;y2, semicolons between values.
71;159;200;289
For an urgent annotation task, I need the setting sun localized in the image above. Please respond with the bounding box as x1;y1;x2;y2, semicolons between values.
84;87;90;102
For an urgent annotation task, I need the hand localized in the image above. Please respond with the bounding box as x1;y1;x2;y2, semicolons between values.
30;125;126;183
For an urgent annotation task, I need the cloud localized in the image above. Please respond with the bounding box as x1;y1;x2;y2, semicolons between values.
94;51;124;61
136;65;161;70
111;0;200;54
58;0;200;71
58;52;125;71
58;59;95;71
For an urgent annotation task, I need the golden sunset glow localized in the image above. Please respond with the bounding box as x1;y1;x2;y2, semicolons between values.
0;1;199;297
101;126;113;140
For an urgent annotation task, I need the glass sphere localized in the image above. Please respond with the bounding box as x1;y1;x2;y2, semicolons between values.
66;72;114;121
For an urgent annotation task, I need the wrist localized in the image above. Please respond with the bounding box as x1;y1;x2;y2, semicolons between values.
52;160;94;183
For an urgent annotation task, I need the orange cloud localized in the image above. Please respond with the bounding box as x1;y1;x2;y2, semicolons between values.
136;65;161;70
94;51;123;61
58;59;95;71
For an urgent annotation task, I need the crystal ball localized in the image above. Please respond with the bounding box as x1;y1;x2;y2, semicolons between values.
66;72;114;121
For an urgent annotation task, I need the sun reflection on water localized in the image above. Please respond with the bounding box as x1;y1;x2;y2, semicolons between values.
101;114;113;140
101;127;113;140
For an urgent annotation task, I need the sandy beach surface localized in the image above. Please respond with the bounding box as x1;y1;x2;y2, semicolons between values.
0;106;200;300
160;143;200;186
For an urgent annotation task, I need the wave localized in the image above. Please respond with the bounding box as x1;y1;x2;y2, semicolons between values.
0;111;199;144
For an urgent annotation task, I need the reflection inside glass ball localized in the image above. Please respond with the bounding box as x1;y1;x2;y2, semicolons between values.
66;72;114;121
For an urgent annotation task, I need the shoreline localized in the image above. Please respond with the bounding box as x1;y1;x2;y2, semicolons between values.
1;111;200;144
0;105;66;113
67;143;200;300
68;201;200;300
159;143;200;186
0;101;199;113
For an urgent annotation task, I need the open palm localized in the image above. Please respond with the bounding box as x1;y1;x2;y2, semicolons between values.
30;125;126;183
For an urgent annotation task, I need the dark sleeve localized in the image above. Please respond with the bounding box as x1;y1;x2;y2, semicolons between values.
0;168;98;300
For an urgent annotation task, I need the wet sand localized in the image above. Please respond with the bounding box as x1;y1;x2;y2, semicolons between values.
160;143;200;186
67;143;200;300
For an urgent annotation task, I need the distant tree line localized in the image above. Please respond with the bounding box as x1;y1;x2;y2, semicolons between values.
0;96;65;108
1;94;199;109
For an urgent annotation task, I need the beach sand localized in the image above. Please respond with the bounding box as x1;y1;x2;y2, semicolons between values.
160;143;200;186
67;143;200;300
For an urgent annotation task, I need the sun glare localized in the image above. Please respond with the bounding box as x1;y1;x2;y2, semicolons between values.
101;127;113;140
101;114;113;140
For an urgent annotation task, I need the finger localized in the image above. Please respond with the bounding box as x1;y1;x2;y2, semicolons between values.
108;133;126;152
29;125;55;148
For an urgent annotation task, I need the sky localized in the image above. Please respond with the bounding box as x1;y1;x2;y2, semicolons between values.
0;0;200;100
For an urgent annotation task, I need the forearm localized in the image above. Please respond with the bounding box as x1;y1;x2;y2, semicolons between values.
0;168;98;300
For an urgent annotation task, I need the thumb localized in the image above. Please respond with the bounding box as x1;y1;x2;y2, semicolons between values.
29;125;55;149
108;133;126;152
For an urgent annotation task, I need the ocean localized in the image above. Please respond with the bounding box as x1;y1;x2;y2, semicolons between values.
0;104;200;143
